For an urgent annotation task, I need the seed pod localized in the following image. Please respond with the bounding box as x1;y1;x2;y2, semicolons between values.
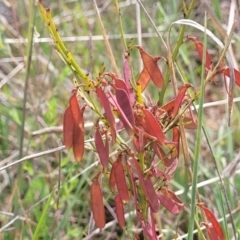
72;121;84;162
144;176;160;213
63;106;74;150
90;177;106;229
69;92;81;123
115;87;135;128
115;194;125;228
113;158;130;202
96;87;116;144
95;128;109;170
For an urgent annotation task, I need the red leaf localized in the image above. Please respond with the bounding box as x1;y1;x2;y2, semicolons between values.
115;77;129;96
197;204;225;240
144;176;160;212
157;188;184;215
182;115;197;129
142;109;166;144
115;87;135;127
133;128;145;153
123;58;134;104
137;46;164;88
150;209;158;240
115;194;126;228
201;222;220;240
141;219;158;240
137;67;151;91
63;106;74;150
95;128;109;170
90;176;106;229
223;67;240;87
132;156;153;206
187;36;212;71
171;83;192;118
96;87;116;144
113;158;130;202
152;142;176;167
161;99;175;115
108;90;134;136
165;157;178;175
152;142;163;160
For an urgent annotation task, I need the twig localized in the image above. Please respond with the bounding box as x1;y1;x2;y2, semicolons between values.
136;0;167;51
92;0;119;75
0;62;25;89
0;146;65;172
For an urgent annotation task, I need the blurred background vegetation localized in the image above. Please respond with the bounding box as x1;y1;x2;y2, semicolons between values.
0;0;240;239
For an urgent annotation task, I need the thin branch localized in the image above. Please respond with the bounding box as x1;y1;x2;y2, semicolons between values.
92;0;119;75
0;146;65;172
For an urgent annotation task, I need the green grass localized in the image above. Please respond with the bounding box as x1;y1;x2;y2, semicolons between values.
0;0;240;239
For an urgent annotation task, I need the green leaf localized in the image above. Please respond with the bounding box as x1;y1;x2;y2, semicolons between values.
32;191;53;240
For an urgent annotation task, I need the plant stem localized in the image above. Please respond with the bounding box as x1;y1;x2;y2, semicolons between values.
19;0;36;160
202;126;237;239
114;0;127;51
92;0;119;75
158;0;196;105
187;13;207;240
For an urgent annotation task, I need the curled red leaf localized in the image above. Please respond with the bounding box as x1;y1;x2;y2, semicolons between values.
142;109;166;144
136;46;164;88
187;36;212;71
114;77;129;96
222;67;240;87
171;83;192;118
201;222;221;240
157;188;184;215
161;99;175;115
197;203;225;240
182;115;197;129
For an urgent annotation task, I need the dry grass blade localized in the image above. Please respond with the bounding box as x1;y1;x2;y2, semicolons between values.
92;0;119;75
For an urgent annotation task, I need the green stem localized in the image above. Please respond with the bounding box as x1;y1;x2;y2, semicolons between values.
187;13;207;240
114;0;127;51
39;3;88;84
158;0;196;105
19;0;36;159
